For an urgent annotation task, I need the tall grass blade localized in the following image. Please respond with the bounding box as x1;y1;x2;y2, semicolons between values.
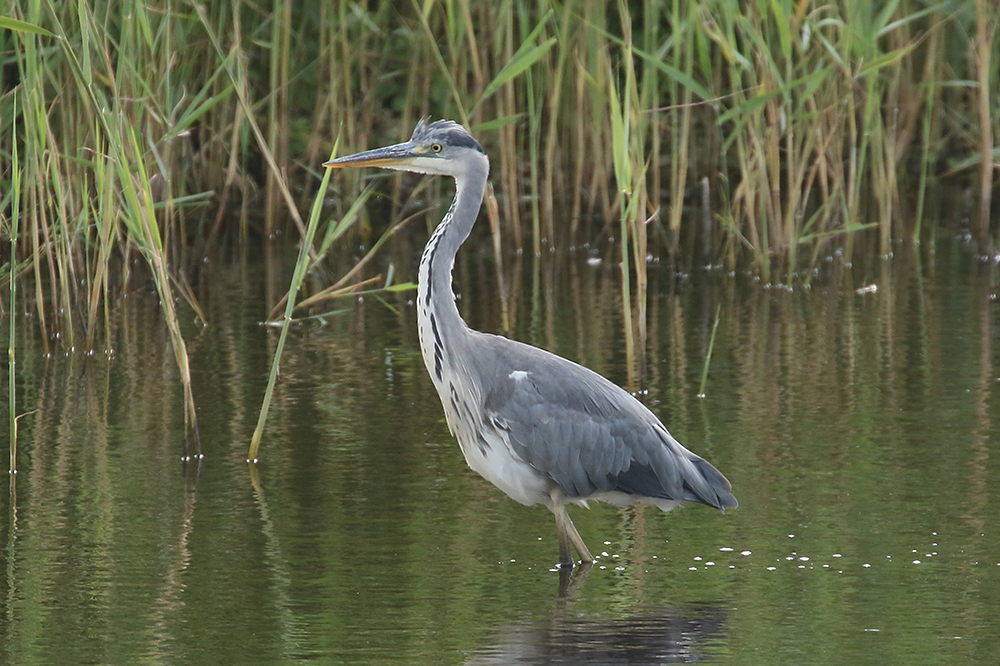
0;16;56;37
591;26;715;101
317;183;374;258
248;149;338;462
474;34;556;111
120;125;200;442
413;0;470;125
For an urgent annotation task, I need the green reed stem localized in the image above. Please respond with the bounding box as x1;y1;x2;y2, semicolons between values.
248;147;338;462
8;96;20;474
914;22;938;242
698;304;722;398
517;0;543;257
667;0;691;252
974;0;995;251
609;70;634;383
265;0;292;233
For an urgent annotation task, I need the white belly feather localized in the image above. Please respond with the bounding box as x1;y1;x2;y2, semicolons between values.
455;418;550;506
438;371;550;507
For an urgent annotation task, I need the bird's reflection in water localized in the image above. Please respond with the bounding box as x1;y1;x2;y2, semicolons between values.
465;601;729;665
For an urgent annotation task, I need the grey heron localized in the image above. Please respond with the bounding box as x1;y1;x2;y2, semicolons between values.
325;119;737;568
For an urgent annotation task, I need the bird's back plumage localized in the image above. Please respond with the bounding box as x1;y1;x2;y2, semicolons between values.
464;332;738;512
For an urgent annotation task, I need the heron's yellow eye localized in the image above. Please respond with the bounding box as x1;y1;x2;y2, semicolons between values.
431;143;443;153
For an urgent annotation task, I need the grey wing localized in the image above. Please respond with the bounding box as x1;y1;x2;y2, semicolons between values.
477;337;737;511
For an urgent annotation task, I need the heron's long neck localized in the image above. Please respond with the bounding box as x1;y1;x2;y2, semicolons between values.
417;163;488;383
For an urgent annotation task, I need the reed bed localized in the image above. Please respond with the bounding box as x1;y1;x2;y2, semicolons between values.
1;1;997;443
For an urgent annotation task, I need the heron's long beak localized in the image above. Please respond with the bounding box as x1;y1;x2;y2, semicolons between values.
323;142;419;170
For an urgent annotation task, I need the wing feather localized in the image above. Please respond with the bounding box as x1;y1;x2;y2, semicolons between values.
471;333;737;510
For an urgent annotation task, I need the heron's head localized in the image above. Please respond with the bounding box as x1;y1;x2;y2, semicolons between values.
324;118;487;180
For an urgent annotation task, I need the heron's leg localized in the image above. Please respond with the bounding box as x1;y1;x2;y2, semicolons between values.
552;504;575;567
561;508;594;564
551;502;595;566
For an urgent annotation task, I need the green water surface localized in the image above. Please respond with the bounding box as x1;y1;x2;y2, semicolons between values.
2;240;998;665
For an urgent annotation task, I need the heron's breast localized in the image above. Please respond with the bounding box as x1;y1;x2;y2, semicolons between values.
435;375;549;506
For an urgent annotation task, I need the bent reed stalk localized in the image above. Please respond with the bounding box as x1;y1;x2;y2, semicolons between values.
1;1;997;442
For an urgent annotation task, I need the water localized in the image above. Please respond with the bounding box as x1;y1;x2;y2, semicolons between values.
2;239;999;665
